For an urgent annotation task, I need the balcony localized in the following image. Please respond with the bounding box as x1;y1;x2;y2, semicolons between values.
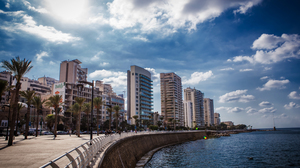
140;79;153;85
140;86;153;92
140;82;153;89
140;97;153;103
140;74;152;82
141;101;152;106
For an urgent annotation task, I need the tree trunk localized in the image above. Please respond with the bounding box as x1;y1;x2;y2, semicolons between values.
54;107;58;137
87;114;89;132
116;112;118;131
77;112;81;137
8;84;19;146
97;108;99;136
109;113;111;131
25;106;30;139
36;112;39;137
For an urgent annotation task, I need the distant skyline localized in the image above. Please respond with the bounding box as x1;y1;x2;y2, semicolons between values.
1;0;300;128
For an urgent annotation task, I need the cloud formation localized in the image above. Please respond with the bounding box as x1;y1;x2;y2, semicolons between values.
259;101;273;107
288;91;300;99
257;79;289;91
107;0;261;34
183;70;213;85
239;69;253;72
35;51;49;62
228;34;300;64
0;10;79;43
89;69;127;88
215;106;244;113
258;107;277;113
284;102;300;110
220;67;234;71
219;90;255;103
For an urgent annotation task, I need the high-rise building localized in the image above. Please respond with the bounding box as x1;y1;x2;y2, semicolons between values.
38;76;58;87
183;87;204;128
160;72;183;126
59;59;87;83
95;80;113;95
214;113;220;126
204;98;214;126
127;65;153;125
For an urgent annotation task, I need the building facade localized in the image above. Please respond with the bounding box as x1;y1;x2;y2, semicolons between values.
127;65;153;125
160;72;183;127
204;98;214;126
59;59;87;83
183;87;204;128
214;113;220;126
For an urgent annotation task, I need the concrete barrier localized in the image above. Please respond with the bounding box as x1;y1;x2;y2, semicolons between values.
98;131;207;168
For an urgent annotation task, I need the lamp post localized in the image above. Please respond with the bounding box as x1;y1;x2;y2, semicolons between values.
77;80;94;145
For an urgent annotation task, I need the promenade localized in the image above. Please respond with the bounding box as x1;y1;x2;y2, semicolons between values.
0;134;104;168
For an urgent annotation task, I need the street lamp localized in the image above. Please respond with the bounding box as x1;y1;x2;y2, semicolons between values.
77;80;94;145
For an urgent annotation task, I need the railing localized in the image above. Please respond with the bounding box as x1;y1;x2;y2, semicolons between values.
40;130;205;168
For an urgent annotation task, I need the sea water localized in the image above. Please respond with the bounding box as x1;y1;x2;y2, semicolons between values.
145;128;300;168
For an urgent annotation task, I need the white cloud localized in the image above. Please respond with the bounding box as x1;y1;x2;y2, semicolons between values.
258;107;276;113
0;10;79;43
215;106;244;113
220;67;234;71
260;76;269;80
5;3;10;8
264;67;272;71
91;55;100;61
227;55;254;63
99;62;109;66
288;91;300;99
35;51;49;62
257;79;289;91
107;0;261;35
23;0;48;13
183;70;213;85
49;61;55;65
259;101;273;107
239;69;253;72
89;69;127;88
219;90;255;103
284;102;300;110
133;36;149;42
145;68;160;82
246;107;258;114
229;34;300;64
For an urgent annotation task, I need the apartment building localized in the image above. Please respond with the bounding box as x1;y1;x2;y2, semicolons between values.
38;76;58;87
183;87;204;128
204;98;214;126
59;59;87;83
160;72;183;127
214;113;220;126
127;65;153;125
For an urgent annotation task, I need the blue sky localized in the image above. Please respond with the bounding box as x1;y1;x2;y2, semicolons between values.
1;0;300;128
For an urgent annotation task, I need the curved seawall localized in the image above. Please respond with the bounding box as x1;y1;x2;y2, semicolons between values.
98;131;207;168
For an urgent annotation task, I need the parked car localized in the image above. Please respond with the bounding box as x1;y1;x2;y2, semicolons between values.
42;131;53;135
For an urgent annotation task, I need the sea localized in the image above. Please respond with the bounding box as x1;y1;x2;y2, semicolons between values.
145;128;300;168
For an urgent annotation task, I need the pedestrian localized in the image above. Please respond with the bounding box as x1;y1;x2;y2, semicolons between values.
69;129;72;136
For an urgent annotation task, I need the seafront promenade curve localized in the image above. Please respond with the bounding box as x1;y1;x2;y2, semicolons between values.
39;130;208;168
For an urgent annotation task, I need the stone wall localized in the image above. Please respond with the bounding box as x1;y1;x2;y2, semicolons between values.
98;131;207;168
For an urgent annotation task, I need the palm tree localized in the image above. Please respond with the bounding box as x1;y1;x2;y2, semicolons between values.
113;105;121;131
83;102;91;131
45;94;62;138
132;115;139;128
168;118;174;130
16;103;25;134
19;90;36;139
32;96;46;137
107;107;113;131
68;103;80;134
1;56;33;146
45;114;55;133
93;97;103;136
74;97;86;137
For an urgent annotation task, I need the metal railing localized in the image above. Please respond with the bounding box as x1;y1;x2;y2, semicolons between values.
40;131;186;168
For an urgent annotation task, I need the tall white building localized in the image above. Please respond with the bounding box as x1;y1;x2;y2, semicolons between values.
183;87;204;128
127;65;153;125
59;59;87;83
204;98;214;126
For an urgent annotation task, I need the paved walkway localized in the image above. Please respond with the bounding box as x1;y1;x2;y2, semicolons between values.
0;134;104;168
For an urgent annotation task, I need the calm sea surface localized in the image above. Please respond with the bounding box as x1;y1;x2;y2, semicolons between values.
145;128;300;168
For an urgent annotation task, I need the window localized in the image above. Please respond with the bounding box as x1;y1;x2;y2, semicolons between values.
136;112;138;114
136;100;138;102
136;104;138;106
135;73;138;75
132;73;134;75
136;96;138;98
136;108;138;110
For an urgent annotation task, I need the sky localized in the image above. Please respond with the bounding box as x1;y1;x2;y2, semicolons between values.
0;0;300;128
